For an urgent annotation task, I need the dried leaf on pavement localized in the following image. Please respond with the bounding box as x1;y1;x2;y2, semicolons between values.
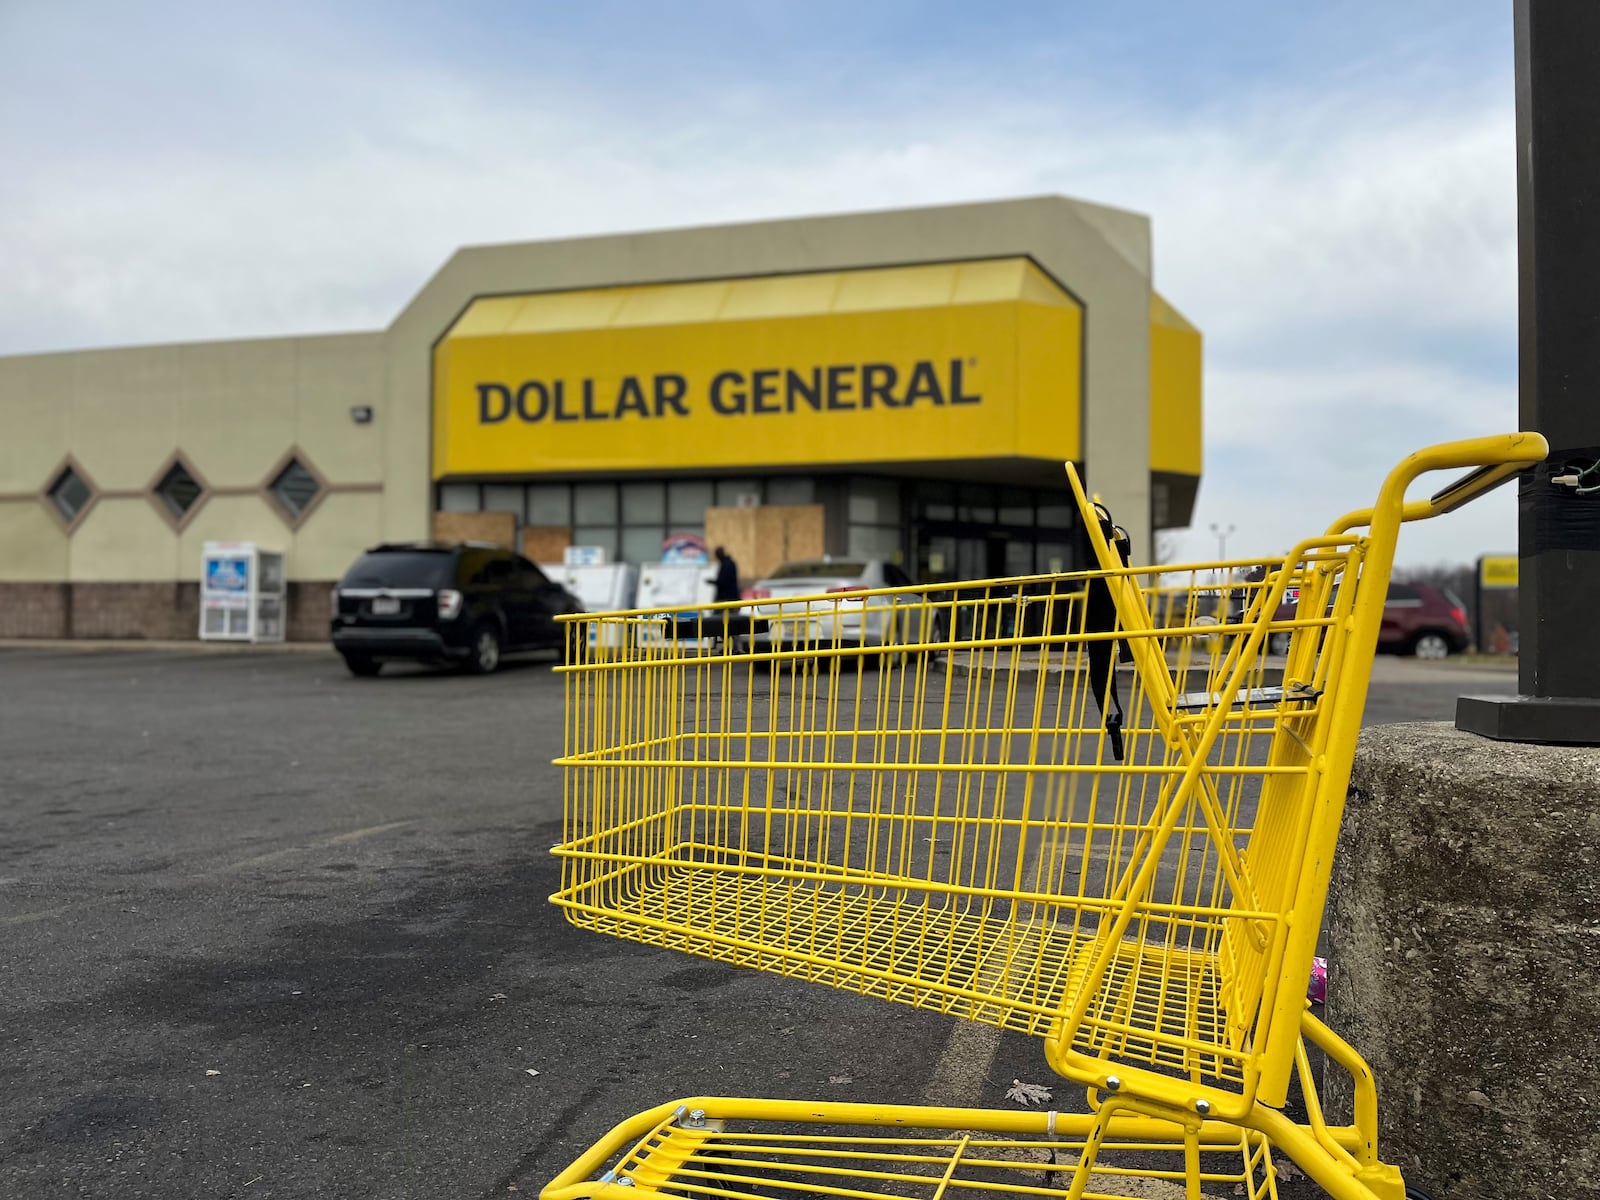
1274;1158;1306;1181
1005;1079;1054;1105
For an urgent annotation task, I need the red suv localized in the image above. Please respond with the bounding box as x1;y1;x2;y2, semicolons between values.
1270;582;1470;658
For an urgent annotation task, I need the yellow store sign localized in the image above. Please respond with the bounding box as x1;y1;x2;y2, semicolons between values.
1479;555;1519;589
431;258;1083;479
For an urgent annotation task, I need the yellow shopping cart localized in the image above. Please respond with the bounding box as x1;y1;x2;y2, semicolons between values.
543;433;1546;1200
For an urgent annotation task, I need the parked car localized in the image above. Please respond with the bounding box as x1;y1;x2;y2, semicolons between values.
1156;585;1251;629
746;558;938;650
1269;582;1469;658
330;543;584;676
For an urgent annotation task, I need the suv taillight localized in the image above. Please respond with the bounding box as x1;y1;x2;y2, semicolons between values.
744;587;771;600
1451;606;1468;627
437;589;463;620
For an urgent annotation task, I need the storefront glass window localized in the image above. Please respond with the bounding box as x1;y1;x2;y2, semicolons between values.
1006;540;1035;576
766;477;815;506
621;526;667;564
998;488;1034;526
621;481;665;524
848;524;902;560
438;483;480;513
527;485;571;526
714;479;762;506
484;484;525;520
667;481;715;525
571;526;619;559
1037;543;1073;574
848;478;899;525
1037;496;1074;529
958;485;995;524
917;482;956;522
574;483;618;525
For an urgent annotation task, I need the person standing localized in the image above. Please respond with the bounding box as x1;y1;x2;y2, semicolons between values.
709;546;740;604
707;546;743;653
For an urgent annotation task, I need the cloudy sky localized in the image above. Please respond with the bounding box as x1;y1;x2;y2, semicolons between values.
0;1;1521;566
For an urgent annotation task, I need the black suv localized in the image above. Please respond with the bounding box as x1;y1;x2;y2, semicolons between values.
330;543;584;676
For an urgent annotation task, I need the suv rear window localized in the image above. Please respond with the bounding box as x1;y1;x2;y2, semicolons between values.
767;560;867;580
341;550;455;589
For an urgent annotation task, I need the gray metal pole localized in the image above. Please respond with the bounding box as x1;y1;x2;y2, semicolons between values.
1457;0;1600;744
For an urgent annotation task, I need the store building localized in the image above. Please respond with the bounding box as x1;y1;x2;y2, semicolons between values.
0;196;1200;640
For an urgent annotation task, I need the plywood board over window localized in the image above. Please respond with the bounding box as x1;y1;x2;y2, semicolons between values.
521;526;572;566
704;505;825;583
431;510;517;549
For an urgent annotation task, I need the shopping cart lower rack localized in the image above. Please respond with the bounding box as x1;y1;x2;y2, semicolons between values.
542;433;1547;1200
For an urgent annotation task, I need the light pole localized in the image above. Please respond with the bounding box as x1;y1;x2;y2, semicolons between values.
1208;523;1236;586
1209;522;1236;562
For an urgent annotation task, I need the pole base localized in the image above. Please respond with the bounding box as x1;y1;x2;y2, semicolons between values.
1456;693;1600;745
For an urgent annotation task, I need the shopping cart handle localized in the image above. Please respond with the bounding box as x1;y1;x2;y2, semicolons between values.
1328;432;1548;534
1428;461;1518;514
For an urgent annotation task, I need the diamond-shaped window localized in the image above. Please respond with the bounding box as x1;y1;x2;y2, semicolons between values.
48;466;94;522
155;460;204;519
270;457;321;517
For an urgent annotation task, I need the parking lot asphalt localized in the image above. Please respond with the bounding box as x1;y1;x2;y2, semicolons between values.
0;647;1516;1198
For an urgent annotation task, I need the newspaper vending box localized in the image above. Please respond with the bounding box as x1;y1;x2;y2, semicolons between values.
199;542;286;643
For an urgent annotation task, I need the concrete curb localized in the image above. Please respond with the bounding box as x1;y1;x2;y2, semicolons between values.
0;639;334;656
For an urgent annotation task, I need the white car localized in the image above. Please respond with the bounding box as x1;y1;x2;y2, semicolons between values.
747;558;939;650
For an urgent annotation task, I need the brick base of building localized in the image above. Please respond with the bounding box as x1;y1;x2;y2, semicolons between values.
0;583;72;638
0;581;334;642
286;582;333;643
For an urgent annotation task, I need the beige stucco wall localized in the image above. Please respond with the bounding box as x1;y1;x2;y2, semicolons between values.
0;502;66;581
385;195;1155;557
68;498;180;582
281;491;387;579
0;332;387;583
0;354;74;495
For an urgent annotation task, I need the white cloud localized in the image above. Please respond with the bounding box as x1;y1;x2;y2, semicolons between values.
0;10;1522;566
1175;360;1520;567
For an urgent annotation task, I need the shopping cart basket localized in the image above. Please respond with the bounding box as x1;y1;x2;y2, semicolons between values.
544;433;1547;1200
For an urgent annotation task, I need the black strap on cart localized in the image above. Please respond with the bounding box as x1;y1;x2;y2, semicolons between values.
1079;502;1132;761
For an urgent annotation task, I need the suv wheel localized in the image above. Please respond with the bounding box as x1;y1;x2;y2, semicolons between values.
1411;631;1452;660
466;624;502;674
342;654;381;677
